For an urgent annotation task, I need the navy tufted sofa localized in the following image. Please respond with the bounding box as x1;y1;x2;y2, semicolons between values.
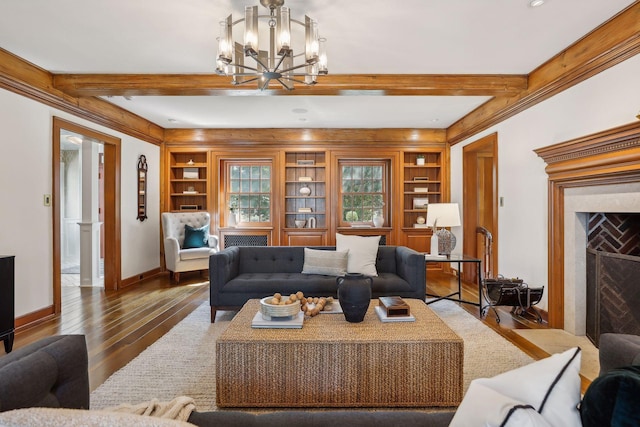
209;245;426;322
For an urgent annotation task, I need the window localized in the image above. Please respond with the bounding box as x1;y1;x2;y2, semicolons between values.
339;160;389;226
226;161;271;225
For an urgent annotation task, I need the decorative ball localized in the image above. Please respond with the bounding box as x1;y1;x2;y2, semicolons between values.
417;216;426;224
299;185;311;196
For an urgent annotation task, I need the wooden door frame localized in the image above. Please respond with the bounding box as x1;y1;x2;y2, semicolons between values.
462;133;498;282
53;117;121;312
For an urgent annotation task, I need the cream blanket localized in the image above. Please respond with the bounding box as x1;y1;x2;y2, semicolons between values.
107;395;197;422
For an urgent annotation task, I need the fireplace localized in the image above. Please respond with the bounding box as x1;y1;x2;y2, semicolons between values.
585;213;640;346
536;121;640;331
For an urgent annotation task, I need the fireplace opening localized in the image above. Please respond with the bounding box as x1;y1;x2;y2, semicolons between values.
586;213;640;347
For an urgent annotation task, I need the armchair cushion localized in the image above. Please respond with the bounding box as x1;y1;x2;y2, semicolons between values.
183;224;209;249
180;248;214;261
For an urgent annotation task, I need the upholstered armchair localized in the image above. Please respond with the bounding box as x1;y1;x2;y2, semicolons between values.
161;212;219;283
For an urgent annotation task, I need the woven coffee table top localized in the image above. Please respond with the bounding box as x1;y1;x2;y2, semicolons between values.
220;298;462;344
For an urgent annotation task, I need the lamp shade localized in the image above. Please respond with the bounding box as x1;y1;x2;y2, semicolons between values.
426;203;461;228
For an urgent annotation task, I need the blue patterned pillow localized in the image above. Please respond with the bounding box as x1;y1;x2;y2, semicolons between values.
183;224;209;249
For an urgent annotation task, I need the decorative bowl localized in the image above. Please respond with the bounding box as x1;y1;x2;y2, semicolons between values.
294;220;306;228
260;296;301;319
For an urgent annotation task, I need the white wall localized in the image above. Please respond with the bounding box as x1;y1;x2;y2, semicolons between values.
0;88;160;318
450;53;640;311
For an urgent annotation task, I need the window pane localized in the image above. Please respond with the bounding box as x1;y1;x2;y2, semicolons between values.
227;162;272;225
340;162;387;225
353;166;362;179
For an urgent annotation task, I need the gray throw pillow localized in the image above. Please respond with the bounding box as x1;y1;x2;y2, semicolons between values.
301;248;348;276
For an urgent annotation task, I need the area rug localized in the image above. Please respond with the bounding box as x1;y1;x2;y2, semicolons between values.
513;328;599;381
90;300;534;411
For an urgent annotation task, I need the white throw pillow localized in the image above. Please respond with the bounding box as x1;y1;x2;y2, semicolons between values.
335;233;380;276
449;347;582;427
301;248;348;276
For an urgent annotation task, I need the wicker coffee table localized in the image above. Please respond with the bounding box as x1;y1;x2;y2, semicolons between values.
216;298;463;408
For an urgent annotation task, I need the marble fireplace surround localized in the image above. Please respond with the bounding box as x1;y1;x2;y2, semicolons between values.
536;121;640;332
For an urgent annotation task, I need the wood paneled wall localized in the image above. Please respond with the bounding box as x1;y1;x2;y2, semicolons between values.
163;128;449;249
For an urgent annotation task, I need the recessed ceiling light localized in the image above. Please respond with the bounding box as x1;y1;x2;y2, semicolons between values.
167;118;179;123
529;0;545;7
292;108;308;114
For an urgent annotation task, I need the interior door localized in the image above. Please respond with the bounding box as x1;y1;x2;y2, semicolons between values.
462;133;498;284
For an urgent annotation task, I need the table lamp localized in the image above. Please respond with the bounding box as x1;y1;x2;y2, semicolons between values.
426;203;461;255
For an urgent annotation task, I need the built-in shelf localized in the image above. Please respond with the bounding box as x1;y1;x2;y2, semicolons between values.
168;151;209;212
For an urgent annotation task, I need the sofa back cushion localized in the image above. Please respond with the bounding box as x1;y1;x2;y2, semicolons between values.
238;246;307;274
235;246;400;276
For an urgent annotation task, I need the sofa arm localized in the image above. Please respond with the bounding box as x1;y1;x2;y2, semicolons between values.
598;333;640;375
209;246;241;304
395;246;426;299
0;335;89;412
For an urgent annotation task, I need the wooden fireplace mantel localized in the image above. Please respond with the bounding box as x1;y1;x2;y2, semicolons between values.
535;121;640;328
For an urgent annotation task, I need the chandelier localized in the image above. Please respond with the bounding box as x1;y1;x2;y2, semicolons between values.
215;0;327;90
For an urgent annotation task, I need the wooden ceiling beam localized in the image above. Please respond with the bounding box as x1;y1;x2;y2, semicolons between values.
52;74;527;97
0;48;164;145
447;3;640;145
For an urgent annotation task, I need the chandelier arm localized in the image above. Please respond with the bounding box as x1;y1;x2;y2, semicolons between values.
272;54;287;72
248;54;271;74
260;78;272;91
275;78;295;90
232;77;261;85
280;76;315;85
227;63;261;73
279;62;315;73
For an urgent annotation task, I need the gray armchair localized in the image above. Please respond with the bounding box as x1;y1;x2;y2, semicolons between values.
161;212;219;283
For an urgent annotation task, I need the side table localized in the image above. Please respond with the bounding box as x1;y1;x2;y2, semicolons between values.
425;254;484;317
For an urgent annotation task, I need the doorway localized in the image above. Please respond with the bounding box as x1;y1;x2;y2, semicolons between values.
462;133;498;283
59;132;104;286
52;117;121;313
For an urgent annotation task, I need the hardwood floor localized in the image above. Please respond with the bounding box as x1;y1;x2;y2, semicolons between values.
12;272;210;391
8;269;584;393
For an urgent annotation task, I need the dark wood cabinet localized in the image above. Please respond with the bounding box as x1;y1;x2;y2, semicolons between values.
0;255;15;353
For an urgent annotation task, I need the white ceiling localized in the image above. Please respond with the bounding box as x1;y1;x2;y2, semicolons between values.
0;0;635;129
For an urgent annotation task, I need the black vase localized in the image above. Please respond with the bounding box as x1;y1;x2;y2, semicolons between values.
337;273;373;323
